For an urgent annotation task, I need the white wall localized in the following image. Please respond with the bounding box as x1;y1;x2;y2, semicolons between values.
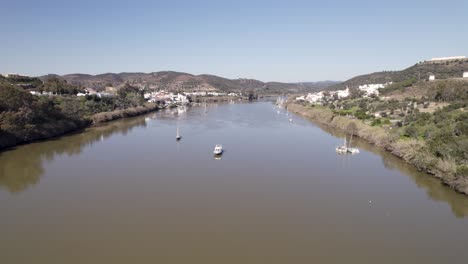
431;56;466;61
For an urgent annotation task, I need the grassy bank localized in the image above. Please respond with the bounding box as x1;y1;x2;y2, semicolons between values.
287;102;468;195
91;103;160;124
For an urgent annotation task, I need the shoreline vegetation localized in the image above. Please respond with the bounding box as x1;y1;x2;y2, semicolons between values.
0;78;253;151
0;79;164;150
286;102;468;195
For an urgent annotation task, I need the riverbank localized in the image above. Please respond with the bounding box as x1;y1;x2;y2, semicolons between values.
0;103;161;151
286;102;468;195
91;103;160;124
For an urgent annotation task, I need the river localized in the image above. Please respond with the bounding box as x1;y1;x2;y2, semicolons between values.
1;101;468;263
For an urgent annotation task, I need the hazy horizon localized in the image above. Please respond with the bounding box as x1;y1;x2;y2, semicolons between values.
2;0;467;82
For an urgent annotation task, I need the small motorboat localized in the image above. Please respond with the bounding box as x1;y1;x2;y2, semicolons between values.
213;144;223;155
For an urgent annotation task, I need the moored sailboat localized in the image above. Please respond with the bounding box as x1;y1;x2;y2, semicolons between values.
176;126;182;141
335;135;359;154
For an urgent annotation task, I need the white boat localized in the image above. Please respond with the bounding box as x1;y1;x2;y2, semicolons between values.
347;147;360;154
213;144;223;155
276;96;286;106
335;139;348;154
335;137;360;154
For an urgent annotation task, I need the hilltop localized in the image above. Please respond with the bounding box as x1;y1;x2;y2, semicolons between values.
327;58;468;91
40;72;338;94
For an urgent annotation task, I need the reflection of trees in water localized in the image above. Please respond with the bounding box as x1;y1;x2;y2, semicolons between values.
379;148;468;218
312;119;468;218
0;117;147;194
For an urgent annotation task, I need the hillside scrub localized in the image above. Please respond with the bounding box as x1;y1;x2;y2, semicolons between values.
39;76;85;95
0;82;160;150
327;59;468;91
0;83;88;149
0;75;43;89
287;102;468;195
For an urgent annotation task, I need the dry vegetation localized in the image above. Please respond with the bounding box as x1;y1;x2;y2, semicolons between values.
0;81;160;150
287;103;468;195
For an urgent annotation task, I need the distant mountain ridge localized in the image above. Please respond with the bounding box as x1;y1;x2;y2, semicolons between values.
40;72;338;94
326;58;468;91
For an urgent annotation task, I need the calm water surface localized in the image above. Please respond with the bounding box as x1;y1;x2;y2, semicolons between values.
1;102;468;263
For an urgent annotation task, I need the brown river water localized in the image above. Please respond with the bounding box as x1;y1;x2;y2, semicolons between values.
1;102;468;263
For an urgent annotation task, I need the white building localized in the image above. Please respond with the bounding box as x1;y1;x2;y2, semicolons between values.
175;93;189;104
305;92;324;103
358;83;392;97
431;56;466;61
463;72;468;78
207;92;227;96
429;75;436;81
295;95;305;101
336;87;349;99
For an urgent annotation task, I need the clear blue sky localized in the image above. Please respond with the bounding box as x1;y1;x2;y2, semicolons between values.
1;0;467;82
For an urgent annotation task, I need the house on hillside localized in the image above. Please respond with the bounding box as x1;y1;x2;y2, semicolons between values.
295;95;305;101
358;83;391;97
463;72;468;78
335;87;350;98
430;56;466;62
429;74;436;81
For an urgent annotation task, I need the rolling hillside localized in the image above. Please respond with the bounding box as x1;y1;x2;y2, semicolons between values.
327;58;468;91
41;72;338;94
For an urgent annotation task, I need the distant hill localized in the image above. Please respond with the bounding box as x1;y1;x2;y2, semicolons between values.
0;75;42;89
326;58;468;91
40;72;339;94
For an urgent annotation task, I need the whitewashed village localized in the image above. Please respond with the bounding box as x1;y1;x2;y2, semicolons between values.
295;56;468;108
295;82;392;104
31;88;240;107
0;72;242;108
